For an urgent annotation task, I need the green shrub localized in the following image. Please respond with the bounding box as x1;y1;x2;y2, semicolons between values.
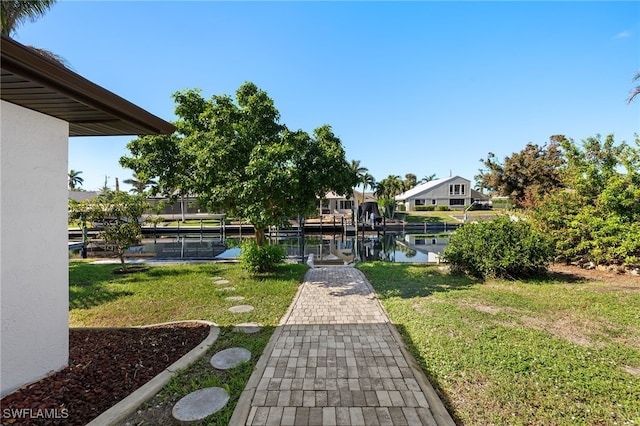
436;205;450;211
415;205;435;211
443;216;553;279
240;240;285;273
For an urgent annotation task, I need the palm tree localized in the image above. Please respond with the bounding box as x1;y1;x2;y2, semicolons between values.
361;172;375;198
628;71;640;104
350;160;371;221
2;1;71;69
1;0;57;37
350;160;368;182
384;175;405;197
404;173;417;191
68;170;83;190
375;175;404;219
123;173;157;194
419;174;437;184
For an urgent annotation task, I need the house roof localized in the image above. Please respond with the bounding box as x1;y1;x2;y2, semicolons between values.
352;189;376;202
470;188;489;200
395;176;469;200
324;191;348;200
323;190;376;202
1;35;175;137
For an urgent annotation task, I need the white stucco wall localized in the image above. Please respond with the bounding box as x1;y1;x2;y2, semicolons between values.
1;100;69;396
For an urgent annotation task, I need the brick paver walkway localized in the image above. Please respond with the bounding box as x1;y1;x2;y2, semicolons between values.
230;267;454;426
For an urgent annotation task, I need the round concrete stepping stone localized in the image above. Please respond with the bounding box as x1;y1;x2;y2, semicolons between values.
225;296;245;301
211;276;223;280
233;322;262;334
214;279;230;285
219;287;236;291
172;387;229;422
229;304;254;313
210;347;252;370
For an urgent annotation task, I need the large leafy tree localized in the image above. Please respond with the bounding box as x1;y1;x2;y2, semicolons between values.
560;134;624;200
531;134;640;266
120;127;195;222
123;82;355;246
68;169;83;190
476;136;566;207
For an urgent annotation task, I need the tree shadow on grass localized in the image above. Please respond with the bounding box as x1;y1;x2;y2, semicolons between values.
360;262;481;300
393;322;463;425
142;263;225;278
518;271;586;285
69;262;134;310
488;266;588;285
245;264;309;282
69;284;133;310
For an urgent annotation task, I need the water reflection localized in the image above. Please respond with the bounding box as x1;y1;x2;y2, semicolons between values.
357;233;449;263
132;236;227;259
125;232;450;264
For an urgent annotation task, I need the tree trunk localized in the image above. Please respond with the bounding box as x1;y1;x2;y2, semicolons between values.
180;194;186;222
255;227;266;246
119;250;127;271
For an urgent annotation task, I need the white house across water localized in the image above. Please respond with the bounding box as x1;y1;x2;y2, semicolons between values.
395;176;488;211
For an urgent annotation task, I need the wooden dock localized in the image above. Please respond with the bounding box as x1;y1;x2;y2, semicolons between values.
69;221;459;240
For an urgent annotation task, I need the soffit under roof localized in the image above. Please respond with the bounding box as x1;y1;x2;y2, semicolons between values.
1;35;175;137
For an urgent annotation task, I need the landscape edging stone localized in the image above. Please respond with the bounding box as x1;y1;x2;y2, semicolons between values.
85;320;220;426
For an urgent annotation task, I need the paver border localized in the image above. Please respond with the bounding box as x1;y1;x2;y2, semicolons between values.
85;320;220;426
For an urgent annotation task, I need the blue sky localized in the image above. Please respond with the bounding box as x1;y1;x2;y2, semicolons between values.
14;1;640;192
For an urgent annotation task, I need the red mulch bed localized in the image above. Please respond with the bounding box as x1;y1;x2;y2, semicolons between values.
1;323;211;425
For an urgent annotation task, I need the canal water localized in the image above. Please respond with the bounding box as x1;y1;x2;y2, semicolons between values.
111;232;451;264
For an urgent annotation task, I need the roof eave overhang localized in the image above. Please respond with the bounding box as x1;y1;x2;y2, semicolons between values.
1;35;175;137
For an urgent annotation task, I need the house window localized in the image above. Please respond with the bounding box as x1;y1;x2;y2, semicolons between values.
339;200;353;210
415;199;426;206
432;199;437;205
450;199;465;206
321;201;330;215
449;184;465;195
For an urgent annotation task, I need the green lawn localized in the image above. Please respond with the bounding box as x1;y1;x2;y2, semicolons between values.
68;219;226;229
159;219;225;227
399;210;501;224
358;262;640;426
69;261;307;423
398;211;459;224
